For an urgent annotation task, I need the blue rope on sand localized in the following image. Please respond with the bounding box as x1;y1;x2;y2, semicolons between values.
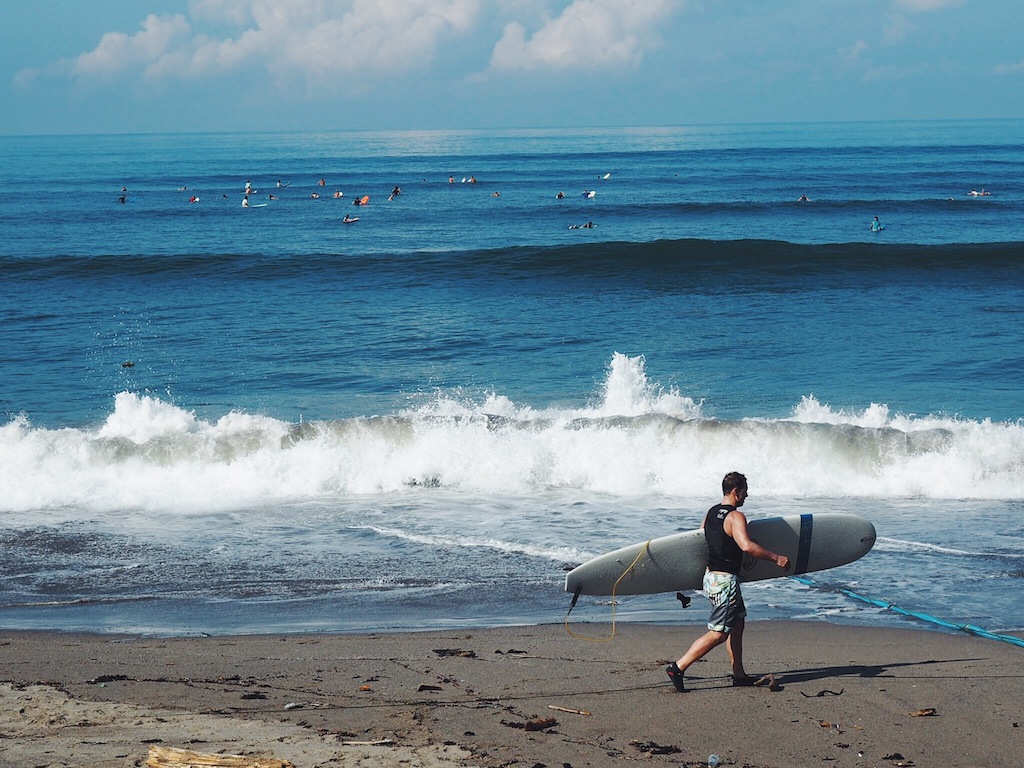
790;575;1024;649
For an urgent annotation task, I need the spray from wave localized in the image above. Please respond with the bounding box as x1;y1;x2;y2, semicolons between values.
2;353;1023;514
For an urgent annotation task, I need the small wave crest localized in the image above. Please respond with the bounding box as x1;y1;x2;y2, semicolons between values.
4;239;1022;282
876;537;1024;559
353;525;589;563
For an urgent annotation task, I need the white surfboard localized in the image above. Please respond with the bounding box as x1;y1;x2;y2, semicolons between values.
564;512;876;596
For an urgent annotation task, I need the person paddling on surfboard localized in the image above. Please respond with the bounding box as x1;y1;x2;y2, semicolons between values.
666;472;789;692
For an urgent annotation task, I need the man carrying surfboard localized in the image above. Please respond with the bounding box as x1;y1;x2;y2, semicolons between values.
666;472;789;692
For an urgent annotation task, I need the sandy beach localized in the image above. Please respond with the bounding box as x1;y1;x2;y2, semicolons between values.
0;621;1020;767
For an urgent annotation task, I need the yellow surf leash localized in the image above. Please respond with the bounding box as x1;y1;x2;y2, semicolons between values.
564;540;651;642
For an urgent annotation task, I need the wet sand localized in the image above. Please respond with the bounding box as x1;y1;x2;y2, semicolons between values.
1;621;1021;767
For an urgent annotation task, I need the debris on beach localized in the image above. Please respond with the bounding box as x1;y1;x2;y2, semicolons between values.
433;648;477;658
87;674;132;684
629;740;681;755
753;673;780;691
801;687;844;697
882;754;915;767
147;745;294;767
547;704;591;716
502;716;558;731
908;708;937;717
524;717;558;731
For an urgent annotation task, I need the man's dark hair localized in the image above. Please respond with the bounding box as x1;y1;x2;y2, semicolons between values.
722;471;748;495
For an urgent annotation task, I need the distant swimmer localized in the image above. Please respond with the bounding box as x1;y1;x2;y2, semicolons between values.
967;189;991;197
242;194;249;208
491;191;500;197
582;190;596;198
342;214;358;223
310;192;320;199
189;196;200;203
268;194;278;200
870;216;884;232
276;180;290;188
468;176;477;184
449;176;455;184
556;191;565;199
118;195;126;204
797;194;810;202
333;190;344;199
318;178;326;187
569;221;596;229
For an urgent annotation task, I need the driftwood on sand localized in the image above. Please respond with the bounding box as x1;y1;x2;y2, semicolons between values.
147;745;294;768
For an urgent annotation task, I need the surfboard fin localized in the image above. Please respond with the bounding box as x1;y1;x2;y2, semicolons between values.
675;592;691;609
567;584;582;615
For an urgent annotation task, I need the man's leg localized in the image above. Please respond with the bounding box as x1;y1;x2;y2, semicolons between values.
676;629;727;671
667;629;728;692
726;617;746;678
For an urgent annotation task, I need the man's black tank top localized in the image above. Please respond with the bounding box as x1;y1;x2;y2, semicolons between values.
705;504;743;574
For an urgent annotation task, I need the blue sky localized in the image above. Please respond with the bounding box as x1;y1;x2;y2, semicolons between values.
3;0;1022;135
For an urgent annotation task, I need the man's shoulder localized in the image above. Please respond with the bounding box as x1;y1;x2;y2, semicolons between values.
722;508;747;530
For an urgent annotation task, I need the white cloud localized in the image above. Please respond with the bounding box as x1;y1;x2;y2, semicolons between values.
894;0;964;11
41;1;480;89
189;0;260;27
994;58;1024;75
840;39;870;64
24;0;679;92
263;0;480;84
881;14;915;45
488;0;680;73
73;14;191;78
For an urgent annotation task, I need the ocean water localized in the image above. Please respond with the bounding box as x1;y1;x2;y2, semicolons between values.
1;121;1023;638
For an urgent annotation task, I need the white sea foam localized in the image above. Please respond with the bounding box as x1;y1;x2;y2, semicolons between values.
354;524;592;563
876;537;1024;559
3;354;1024;515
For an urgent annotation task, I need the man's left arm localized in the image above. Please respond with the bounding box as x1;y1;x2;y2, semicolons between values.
727;512;790;570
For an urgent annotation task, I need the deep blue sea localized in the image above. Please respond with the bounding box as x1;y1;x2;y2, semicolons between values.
1;121;1023;638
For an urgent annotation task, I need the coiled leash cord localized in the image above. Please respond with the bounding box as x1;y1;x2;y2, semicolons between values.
564;541;651;643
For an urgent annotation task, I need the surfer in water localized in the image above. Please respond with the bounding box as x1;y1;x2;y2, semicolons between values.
666;472;790;692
